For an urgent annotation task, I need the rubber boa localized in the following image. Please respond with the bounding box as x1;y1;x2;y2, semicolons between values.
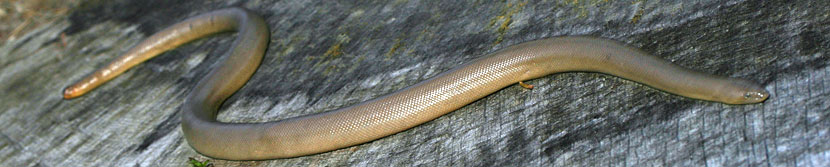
63;7;769;160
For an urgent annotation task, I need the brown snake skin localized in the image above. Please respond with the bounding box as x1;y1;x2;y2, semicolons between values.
64;8;768;160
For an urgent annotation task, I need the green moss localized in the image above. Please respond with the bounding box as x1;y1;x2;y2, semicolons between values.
188;157;212;167
306;34;351;76
324;43;343;58
385;38;404;59
490;1;526;45
630;0;646;23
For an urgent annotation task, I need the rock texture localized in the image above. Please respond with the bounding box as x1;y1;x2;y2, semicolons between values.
1;0;828;166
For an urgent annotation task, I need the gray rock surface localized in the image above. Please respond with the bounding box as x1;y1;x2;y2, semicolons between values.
1;0;828;166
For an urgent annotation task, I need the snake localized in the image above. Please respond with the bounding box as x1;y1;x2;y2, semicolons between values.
62;7;769;160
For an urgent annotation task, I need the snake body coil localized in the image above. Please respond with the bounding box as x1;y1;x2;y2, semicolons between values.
64;8;768;160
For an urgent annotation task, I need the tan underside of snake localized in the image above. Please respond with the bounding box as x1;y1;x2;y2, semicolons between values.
63;8;768;160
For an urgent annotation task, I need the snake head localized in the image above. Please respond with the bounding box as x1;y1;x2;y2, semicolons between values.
721;78;769;104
